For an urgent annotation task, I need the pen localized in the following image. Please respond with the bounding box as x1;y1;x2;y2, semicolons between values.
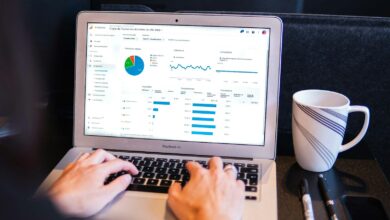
318;174;338;220
300;178;315;220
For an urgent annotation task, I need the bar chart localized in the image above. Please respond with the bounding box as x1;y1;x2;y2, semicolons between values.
191;103;217;136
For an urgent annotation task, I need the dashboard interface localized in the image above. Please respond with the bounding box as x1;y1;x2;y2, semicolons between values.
85;23;270;146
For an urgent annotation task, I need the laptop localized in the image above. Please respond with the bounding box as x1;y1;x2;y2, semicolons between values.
39;11;283;220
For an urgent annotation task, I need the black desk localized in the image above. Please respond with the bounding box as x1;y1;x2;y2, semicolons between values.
277;156;390;220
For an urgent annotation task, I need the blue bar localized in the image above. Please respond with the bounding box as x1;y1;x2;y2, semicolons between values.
192;103;217;108
192;117;214;122
192;124;216;129
192;110;216;115
192;131;213;135
153;101;170;105
153;108;158;112
216;70;258;74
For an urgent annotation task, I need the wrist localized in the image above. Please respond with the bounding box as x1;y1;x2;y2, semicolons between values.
48;188;82;217
197;206;234;220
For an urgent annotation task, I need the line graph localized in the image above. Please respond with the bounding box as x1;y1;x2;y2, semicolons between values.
170;64;212;71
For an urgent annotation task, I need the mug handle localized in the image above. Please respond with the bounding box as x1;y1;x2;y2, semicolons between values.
339;106;370;152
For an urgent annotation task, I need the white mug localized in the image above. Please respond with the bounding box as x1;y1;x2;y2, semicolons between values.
292;90;370;172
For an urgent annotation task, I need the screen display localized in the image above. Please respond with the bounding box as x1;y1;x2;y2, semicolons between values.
85;23;270;146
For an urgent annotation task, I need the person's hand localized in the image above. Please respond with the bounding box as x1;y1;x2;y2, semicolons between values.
167;157;245;220
48;149;138;218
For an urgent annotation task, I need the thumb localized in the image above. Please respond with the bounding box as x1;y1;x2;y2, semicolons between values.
167;182;182;208
102;174;131;201
168;182;182;196
168;183;188;220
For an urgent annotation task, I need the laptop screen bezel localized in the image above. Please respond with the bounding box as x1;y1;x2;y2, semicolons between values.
74;12;282;160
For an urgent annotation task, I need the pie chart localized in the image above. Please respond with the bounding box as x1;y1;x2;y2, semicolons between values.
124;55;144;76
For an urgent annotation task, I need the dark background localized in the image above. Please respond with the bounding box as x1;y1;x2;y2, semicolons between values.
1;0;389;191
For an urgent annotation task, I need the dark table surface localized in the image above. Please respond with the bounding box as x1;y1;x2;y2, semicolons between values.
276;156;390;220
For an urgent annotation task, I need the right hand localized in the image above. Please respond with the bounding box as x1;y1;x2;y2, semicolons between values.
167;157;245;220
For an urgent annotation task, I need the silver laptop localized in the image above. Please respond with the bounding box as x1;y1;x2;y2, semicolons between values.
39;11;282;220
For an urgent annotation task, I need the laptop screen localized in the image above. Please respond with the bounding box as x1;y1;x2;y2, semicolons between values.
84;23;270;146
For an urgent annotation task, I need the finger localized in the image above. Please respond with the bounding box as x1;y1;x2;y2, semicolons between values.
168;182;182;197
85;149;116;165
236;179;246;191
208;157;223;171
224;164;238;179
77;152;90;161
98;159;139;176
167;183;186;220
102;174;131;200
186;161;203;176
236;180;246;200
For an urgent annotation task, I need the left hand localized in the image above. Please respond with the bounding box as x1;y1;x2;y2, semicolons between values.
48;149;138;218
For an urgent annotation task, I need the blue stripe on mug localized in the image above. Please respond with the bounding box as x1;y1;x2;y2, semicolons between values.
298;104;345;135
297;103;345;138
321;109;348;123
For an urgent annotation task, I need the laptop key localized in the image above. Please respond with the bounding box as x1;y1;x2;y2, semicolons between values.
167;168;180;175
245;196;257;200
241;168;258;173
245;186;257;192
156;158;168;162
151;161;163;167
234;163;245;167
142;167;155;173
131;156;142;160
247;173;258;179
246;164;259;168
169;159;180;163
176;163;184;169
133;178;146;185
147;179;159;185
155;167;167;174
144;157;155;161
163;162;176;168
169;174;181;180
119;155;129;160
160;180;172;186
143;172;155;179
249;179;258;185
237;173;245;179
139;161;151;167
127;185;169;193
131;159;140;165
156;173;168;179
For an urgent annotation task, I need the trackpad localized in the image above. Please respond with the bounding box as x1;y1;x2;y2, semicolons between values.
95;193;177;220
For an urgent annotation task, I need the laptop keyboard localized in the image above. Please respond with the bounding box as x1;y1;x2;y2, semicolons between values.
105;154;261;200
